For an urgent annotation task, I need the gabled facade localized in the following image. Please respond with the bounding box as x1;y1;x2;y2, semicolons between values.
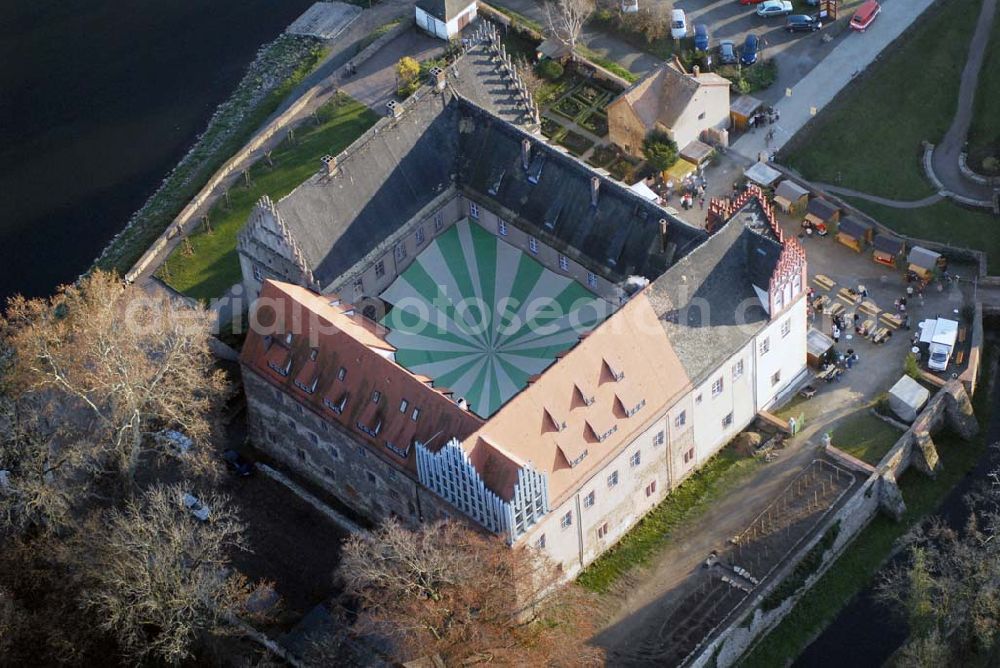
415;0;477;40
607;61;731;159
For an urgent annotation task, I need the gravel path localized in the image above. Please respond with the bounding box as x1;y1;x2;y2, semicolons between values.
816;184;944;209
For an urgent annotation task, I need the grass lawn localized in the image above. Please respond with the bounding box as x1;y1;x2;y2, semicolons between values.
966;10;1000;169
781;0;984;200
157;94;378;301
577;446;763;593
842;197;1000;274
740;350;994;667
831;411;901;466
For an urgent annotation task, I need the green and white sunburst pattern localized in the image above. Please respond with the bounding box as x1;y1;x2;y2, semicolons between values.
381;220;610;418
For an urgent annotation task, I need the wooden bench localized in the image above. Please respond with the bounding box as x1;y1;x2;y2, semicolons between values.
813;295;830;312
827;302;845;318
813;274;836;291
872;327;890;344
880;312;903;329
959;326;967;343
837;287;857;305
860;300;880;317
956;350;966;365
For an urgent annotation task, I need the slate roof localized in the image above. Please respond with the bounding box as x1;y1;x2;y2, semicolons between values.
806;197;839;221
416;0;474;22
645;199;780;383
272;86;705;288
837;215;873;239
908;246;941;269
873;233;904;255
774;179;809;202
448;43;532;126
455;102;707;281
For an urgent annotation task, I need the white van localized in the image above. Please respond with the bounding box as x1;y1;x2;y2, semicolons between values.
671;9;688;40
918;317;959;372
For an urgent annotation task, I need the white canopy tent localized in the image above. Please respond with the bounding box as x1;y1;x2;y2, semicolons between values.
888;375;929;423
745;161;782;188
629;180;661;203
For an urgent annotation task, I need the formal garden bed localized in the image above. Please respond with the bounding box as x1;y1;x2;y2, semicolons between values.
579;110;608;138
540;115;564;140
552;94;587;121
587;144;617;169
608;156;639;183
558;130;595;156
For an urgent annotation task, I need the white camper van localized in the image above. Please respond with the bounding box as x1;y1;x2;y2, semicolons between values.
918;318;959;372
671;9;688;39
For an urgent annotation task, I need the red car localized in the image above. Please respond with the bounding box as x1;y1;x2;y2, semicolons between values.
739;0;766;4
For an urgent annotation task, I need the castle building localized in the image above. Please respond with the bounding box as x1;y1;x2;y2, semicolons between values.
237;38;807;578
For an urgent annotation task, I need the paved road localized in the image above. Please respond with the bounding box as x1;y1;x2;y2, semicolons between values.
732;0;939;161
930;0;998;201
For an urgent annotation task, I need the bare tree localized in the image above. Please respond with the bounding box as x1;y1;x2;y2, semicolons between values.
877;490;1000;662
544;0;596;51
338;518;604;665
2;270;230;491
77;483;275;664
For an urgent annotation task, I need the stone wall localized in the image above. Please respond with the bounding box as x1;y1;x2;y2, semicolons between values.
687;380;978;667
242;364;460;527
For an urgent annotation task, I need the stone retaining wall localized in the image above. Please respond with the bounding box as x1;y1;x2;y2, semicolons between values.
687;381;978;667
959;152;998;186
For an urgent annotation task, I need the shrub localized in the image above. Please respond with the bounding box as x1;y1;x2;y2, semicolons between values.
537;59;564;80
396;56;421;98
983;156;999;173
642;131;679;172
905;352;922;379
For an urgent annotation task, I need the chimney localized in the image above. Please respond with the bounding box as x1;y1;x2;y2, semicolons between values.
428;66;446;91
660;219;669;253
692;65;700;77
386;100;403;119
321;154;338;177
521;138;531;170
590;176;600;207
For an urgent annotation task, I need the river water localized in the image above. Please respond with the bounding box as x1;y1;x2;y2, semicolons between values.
0;0;315;301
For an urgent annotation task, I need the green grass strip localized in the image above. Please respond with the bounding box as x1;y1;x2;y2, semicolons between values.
157;93;377;301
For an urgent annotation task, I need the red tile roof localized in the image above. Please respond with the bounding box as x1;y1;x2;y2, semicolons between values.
241;281;483;476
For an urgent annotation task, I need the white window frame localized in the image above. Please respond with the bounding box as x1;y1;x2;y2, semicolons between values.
253;264;264;282
630;450;641;467
674;411;686;428
469;202;479;219
529;236;539;254
712;377;724;397
560;511;572;529
781;318;791;338
733;359;744;380
587;272;597;288
498;219;508;236
583;490;595;508
558;254;569;271
760;337;770;355
607;470;619;488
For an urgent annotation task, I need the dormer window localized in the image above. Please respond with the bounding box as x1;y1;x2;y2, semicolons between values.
399;399;409;413
284;333;293;345
544;407;566;432
371;390;381;404
337;366;347;381
575;383;595;406
294;375;319;394
603;358;625;381
263;335;273;348
309;348;318;361
324;393;349;414
411;407;420;421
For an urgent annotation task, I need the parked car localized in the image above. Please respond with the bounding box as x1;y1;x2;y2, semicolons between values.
223;449;254;477
694;24;709;50
785;14;822;32
621;0;639;13
670;9;688;39
756;0;793;17
740;34;760;65
182;493;210;522
739;0;766;4
850;0;881;30
719;40;738;64
803;0;820;4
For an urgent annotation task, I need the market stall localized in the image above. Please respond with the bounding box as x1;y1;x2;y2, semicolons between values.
872;233;904;268
744;161;781;188
907;246;942;281
773;180;809;214
803;198;840;236
807;327;835;368
730;95;763;131
888;375;929;423
835;215;874;252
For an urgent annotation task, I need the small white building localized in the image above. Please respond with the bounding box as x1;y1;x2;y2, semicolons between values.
416;0;477;40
